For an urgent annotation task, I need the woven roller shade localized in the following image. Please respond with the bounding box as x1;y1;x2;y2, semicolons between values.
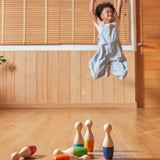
0;0;131;45
4;0;23;44
74;0;94;44
59;0;72;44
0;0;2;44
119;0;130;45
26;0;45;44
48;0;60;44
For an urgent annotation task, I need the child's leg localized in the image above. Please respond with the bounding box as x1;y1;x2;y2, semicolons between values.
110;61;128;80
106;65;111;77
89;59;107;79
89;46;108;79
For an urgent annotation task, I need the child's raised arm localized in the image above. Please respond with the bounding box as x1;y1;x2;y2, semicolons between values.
89;0;97;23
116;0;122;19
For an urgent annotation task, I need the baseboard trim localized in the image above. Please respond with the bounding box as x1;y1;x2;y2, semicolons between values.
0;103;137;109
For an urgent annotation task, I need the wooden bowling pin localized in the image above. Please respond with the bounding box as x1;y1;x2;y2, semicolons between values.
84;120;94;152
73;122;84;147
103;124;114;160
11;145;37;160
54;147;87;157
53;154;90;160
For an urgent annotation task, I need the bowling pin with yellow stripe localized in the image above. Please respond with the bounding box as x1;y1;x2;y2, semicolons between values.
84;120;94;152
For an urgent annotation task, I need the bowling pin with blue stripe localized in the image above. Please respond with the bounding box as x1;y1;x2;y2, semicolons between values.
73;122;84;147
103;124;114;160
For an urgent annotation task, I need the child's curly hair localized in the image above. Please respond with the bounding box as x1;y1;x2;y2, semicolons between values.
95;2;116;20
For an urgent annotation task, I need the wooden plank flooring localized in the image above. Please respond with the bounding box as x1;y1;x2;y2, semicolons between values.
0;108;160;160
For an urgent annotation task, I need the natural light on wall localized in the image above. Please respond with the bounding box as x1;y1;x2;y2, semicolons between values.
0;0;135;51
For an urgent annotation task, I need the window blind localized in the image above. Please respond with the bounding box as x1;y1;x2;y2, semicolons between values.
0;0;2;44
4;0;23;44
26;0;45;44
0;0;131;45
119;0;131;45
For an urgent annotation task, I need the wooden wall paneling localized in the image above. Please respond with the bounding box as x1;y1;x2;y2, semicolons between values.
0;50;136;107
144;52;160;61
70;51;80;103
14;51;26;103
48;0;60;44
4;0;23;44
143;17;160;25
143;25;160;34
3;51;15;103
144;70;160;79
80;51;92;103
60;0;72;44
25;51;36;103
142;0;160;8
144;61;160;70
113;73;125;103
90;51;103;103
26;0;45;44
140;0;160;108
125;52;135;103
36;51;48;103
144;79;160;89
0;51;5;102
102;75;114;103
144;89;160;98
1;51;6;103
144;98;160;107
58;51;70;103
47;51;59;103
143;8;160;17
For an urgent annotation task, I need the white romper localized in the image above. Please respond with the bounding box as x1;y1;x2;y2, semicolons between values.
89;18;128;80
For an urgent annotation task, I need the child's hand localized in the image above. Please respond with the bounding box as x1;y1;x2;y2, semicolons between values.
116;0;122;19
116;9;121;19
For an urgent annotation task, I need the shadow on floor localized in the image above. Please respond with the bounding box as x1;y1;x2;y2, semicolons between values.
89;150;160;160
26;154;47;159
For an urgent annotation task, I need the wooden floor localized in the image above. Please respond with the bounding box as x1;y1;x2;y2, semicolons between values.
0;108;160;160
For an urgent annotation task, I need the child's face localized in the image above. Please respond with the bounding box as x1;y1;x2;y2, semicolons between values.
100;7;115;23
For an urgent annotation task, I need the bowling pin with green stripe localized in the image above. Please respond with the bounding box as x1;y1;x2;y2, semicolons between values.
53;147;87;157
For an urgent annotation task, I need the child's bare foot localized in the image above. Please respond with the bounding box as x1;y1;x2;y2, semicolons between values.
106;65;110;77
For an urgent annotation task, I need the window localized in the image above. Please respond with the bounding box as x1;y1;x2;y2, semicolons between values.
0;0;131;45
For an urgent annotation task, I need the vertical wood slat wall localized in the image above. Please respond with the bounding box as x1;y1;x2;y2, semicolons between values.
0;51;136;107
0;0;130;45
142;0;160;107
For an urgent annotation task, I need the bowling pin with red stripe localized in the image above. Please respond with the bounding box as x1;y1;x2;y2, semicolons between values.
11;145;37;160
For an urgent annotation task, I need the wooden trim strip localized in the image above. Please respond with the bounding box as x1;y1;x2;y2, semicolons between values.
0;45;135;51
0;103;137;108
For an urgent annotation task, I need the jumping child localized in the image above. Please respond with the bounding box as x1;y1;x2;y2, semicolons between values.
89;0;128;80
